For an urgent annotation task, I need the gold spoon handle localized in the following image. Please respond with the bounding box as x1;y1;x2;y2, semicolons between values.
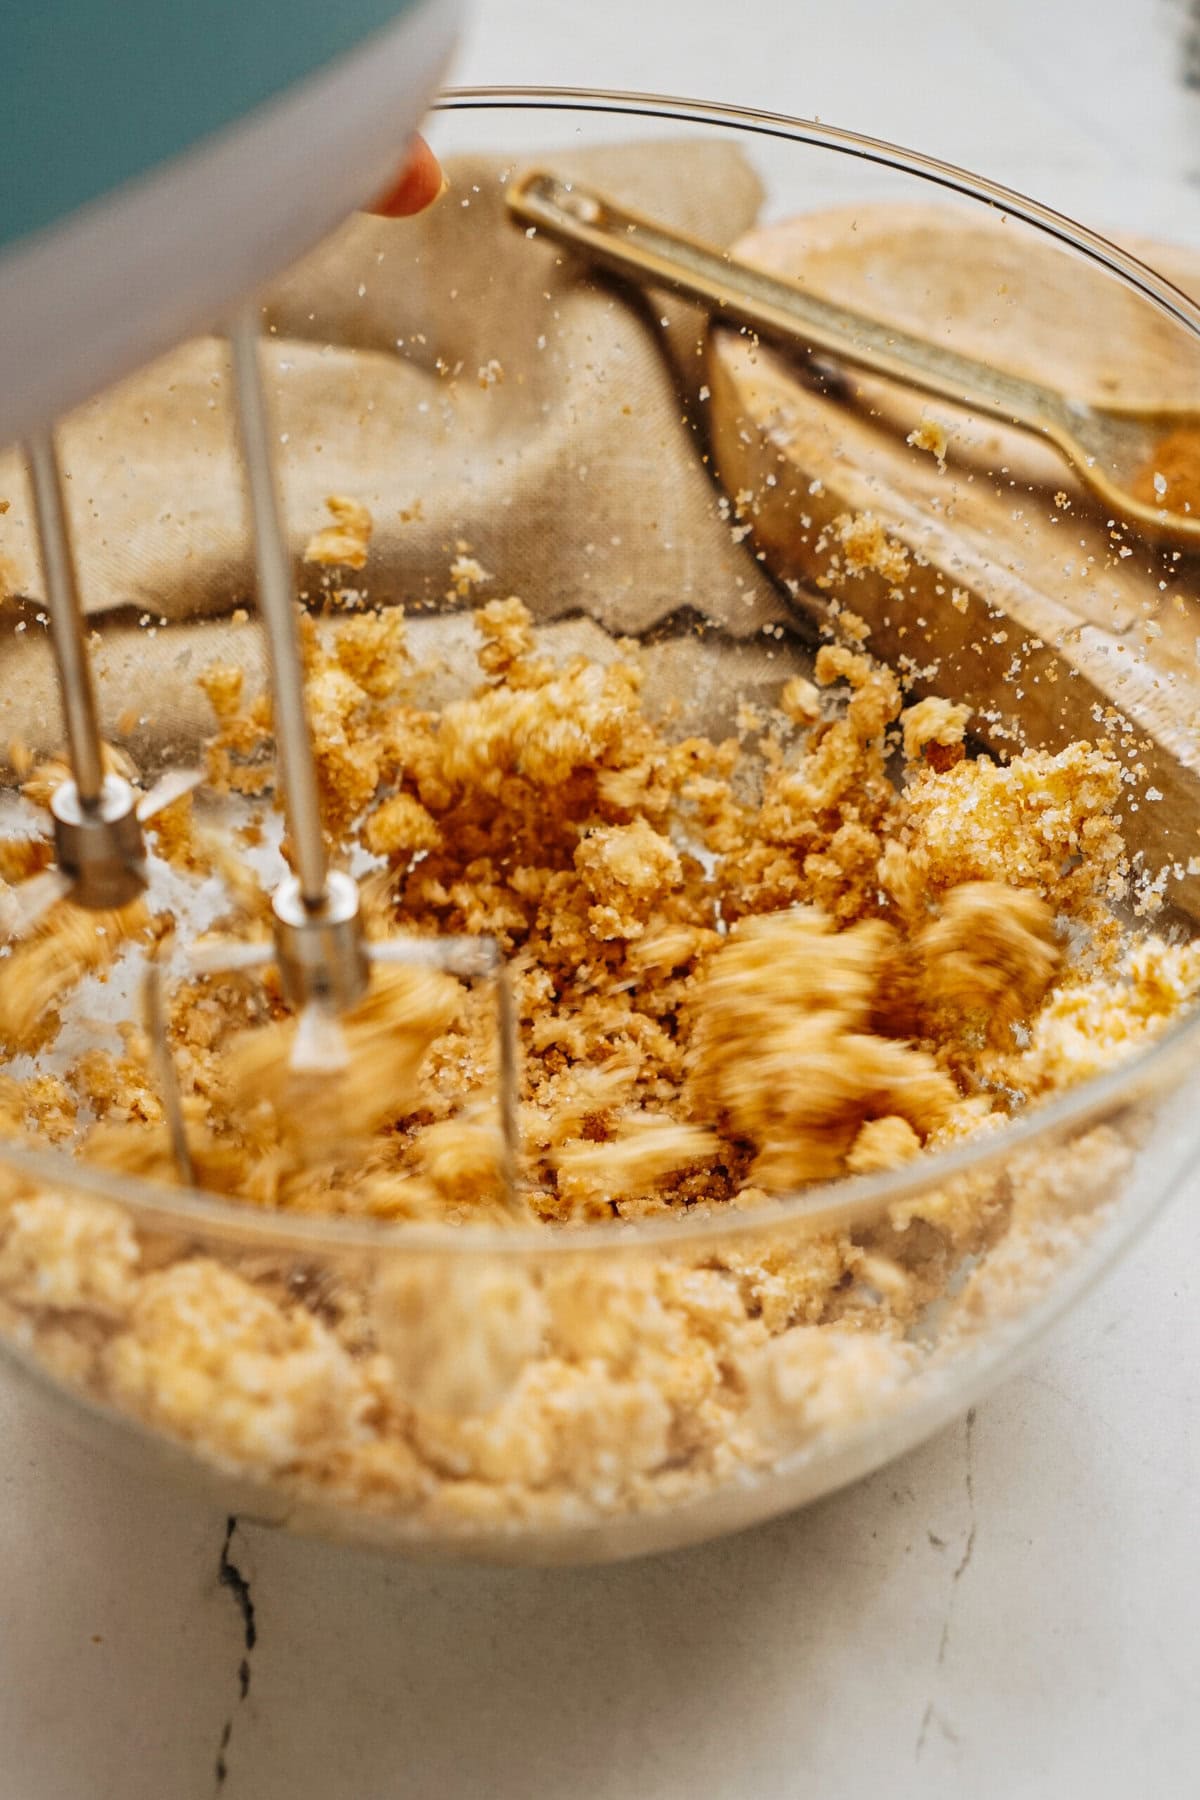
507;170;1074;439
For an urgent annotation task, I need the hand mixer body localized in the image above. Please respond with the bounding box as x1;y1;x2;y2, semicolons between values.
1;0;462;446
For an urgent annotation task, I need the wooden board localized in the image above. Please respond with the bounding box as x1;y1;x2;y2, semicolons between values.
708;203;1200;917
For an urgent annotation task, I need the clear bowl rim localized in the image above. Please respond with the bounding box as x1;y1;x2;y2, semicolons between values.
5;82;1199;1261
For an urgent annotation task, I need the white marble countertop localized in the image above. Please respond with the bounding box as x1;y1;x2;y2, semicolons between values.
5;3;1200;1796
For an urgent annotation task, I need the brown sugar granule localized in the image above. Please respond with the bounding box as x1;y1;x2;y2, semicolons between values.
0;1194;138;1316
906;417;949;469
447;551;492;599
222;961;463;1146
688;909;958;1189
332;607;408;699
574;819;683;940
846;1115;923;1174
475;596;537;681
0;901;152;1055
1129;426;1200;515
304;662;381;830
779;675;822;724
834;512;910;584
303;495;373;570
103;1258;370;1473
885;741;1127;918
916;882;1061;1035
22;741;138;811
554;1114;718;1207
363;791;442;858
901;695;971;765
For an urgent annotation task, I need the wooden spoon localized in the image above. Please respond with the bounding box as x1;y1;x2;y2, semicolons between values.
507;169;1200;547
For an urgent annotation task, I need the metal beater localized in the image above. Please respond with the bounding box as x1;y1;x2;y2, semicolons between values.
14;309;521;1209
2;0;500;1189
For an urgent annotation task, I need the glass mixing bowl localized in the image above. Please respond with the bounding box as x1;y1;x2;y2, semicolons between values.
2;89;1200;1564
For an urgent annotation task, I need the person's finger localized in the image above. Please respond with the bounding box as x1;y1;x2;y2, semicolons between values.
369;135;445;217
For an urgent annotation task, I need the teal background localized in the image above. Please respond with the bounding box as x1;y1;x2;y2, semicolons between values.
2;0;426;252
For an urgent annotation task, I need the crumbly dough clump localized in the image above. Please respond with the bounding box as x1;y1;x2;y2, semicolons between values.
303;494;374;570
0;588;1195;1542
906;417;949;468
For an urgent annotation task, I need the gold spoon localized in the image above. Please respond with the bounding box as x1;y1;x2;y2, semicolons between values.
506;168;1200;548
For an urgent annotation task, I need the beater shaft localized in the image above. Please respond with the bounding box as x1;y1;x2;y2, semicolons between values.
25;431;105;806
142;963;196;1186
229;308;370;1014
23;428;149;912
228;310;329;909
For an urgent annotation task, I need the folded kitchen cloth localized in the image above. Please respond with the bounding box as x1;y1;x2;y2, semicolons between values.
0;139;788;765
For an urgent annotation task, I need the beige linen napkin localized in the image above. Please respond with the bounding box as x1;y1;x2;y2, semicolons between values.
0;142;787;767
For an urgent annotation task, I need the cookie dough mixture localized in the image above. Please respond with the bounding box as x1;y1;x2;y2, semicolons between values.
0;572;1195;1537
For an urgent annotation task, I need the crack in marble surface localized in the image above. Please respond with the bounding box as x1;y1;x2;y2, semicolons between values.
915;1408;978;1762
214;1517;257;1792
